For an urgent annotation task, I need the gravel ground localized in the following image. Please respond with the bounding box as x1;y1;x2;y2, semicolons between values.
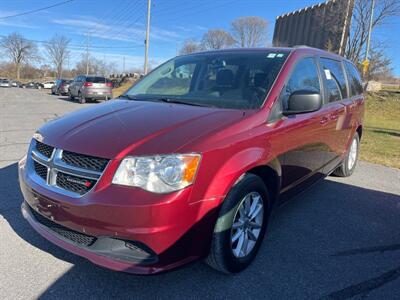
0;87;399;299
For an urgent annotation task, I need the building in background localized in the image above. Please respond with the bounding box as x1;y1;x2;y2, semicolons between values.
273;0;354;55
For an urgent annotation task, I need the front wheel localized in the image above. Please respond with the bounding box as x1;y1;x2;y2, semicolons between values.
206;174;269;274
333;132;360;177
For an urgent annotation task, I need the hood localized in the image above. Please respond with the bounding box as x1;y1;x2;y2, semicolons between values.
38;100;245;159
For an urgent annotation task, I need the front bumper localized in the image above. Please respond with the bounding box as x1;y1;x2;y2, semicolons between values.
19;158;219;274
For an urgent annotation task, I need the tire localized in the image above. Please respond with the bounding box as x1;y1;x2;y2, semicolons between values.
68;91;75;101
333;132;360;177
206;173;270;274
78;92;86;104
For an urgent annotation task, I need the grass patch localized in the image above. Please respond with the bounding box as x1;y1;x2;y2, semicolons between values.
361;92;400;168
112;82;134;98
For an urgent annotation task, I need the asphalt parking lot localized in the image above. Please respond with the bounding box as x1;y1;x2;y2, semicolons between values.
0;87;399;299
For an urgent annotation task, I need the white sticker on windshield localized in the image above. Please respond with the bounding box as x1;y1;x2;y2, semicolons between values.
324;69;332;80
276;53;284;58
267;53;277;58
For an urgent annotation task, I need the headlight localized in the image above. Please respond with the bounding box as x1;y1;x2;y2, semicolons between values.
112;154;201;193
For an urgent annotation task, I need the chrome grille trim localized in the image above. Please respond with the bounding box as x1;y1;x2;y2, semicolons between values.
28;140;109;198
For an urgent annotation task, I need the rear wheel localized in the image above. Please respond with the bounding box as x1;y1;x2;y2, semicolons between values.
206;174;269;274
68;90;74;101
333;132;360;177
78;92;86;104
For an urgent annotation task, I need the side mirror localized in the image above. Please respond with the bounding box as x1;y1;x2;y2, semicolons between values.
283;90;322;116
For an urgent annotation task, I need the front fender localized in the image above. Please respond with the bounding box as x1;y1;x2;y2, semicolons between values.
202;147;278;205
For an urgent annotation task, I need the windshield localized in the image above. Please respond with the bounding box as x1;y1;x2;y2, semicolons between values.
124;51;289;109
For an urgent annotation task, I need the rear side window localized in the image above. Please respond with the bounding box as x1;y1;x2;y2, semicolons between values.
344;61;363;96
86;77;107;83
281;57;321;110
320;58;347;102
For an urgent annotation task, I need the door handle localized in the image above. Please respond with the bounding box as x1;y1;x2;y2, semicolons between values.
320;116;329;125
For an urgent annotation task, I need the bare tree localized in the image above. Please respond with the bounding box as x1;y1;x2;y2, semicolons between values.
346;0;400;64
231;16;268;47
0;33;38;79
365;43;394;81
74;55;112;76
201;29;235;50
179;39;202;55
44;35;70;79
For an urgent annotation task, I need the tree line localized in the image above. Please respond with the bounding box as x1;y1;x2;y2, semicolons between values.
179;16;268;55
0;33;115;80
179;1;399;82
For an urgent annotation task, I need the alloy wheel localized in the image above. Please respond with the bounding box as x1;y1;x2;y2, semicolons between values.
231;191;264;258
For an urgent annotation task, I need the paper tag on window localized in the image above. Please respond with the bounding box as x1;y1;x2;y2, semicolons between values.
267;53;277;58
324;69;332;80
276;53;284;58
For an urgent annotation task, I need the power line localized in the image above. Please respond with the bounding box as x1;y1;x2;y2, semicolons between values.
86;1;139;38
109;1;146;41
96;1;143;39
0;0;75;20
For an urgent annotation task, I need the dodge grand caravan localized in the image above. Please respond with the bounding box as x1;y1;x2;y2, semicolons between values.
19;47;364;274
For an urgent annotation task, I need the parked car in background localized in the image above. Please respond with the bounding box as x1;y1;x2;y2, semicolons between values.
19;47;364;275
68;75;113;103
43;81;55;89
51;79;71;95
0;79;11;87
11;81;21;87
21;82;44;89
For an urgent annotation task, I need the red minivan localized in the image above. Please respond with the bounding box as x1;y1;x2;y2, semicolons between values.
19;47;364;274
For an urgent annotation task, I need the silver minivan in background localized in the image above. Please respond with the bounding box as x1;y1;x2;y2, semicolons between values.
68;75;113;103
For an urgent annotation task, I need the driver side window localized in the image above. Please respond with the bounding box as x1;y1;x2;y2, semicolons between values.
281;57;321;110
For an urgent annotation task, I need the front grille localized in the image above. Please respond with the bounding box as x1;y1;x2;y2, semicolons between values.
35;141;54;158
34;161;48;181
30;142;107;196
62;150;109;172
56;172;96;195
28;204;97;247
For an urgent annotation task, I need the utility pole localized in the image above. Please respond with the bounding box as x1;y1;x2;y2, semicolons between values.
339;0;355;56
123;56;126;74
86;33;90;75
144;0;151;75
363;0;375;77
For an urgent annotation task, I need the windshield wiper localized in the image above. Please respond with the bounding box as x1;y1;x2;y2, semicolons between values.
151;97;210;107
119;95;212;107
117;94;139;100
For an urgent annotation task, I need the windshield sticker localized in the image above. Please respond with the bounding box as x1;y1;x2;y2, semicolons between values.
267;53;277;58
324;69;332;80
276;53;284;58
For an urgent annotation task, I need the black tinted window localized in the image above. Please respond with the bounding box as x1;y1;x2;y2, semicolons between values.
345;61;363;96
320;58;347;102
86;76;107;83
281;57;320;110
